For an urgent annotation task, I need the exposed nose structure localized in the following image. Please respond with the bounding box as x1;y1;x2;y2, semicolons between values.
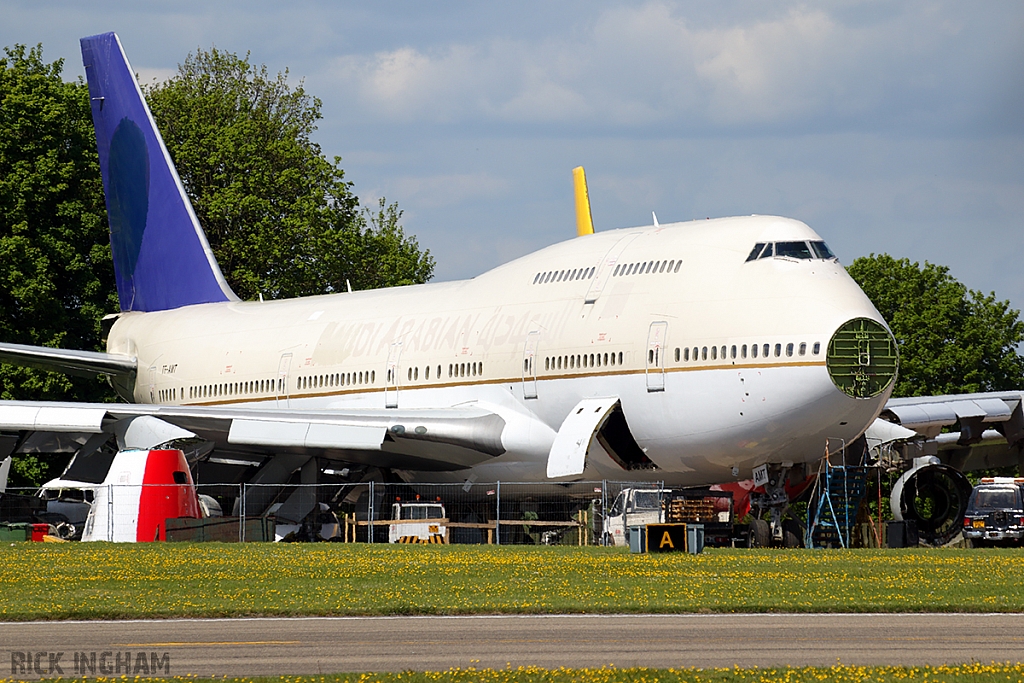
826;317;899;399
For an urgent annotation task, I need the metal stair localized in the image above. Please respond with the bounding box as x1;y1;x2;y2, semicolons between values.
806;463;869;548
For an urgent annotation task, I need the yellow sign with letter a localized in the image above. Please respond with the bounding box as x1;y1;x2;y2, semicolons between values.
645;523;688;553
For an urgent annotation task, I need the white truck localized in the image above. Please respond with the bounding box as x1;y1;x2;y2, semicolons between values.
388;499;447;543
602;487;738;547
602;488;664;547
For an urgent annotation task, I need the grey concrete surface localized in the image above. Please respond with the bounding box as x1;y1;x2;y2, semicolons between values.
3;613;1023;679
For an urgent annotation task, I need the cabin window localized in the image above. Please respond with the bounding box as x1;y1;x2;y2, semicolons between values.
751;344;758;359
721;346;727;359
648;349;654;363
673;261;682;273
786;343;794;357
741;344;748;358
799;342;807;356
570;355;576;369
371;370;375;383
763;344;770;357
658;261;666;273
775;343;782;357
436;365;440;379
711;346;717;360
415;367;420;380
701;347;708;360
613;265;621;276
746;243;766;262
533;273;540;284
674;348;680;362
681;347;687;361
731;345;737;359
812;342;821;355
545;357;550;371
618;351;623;365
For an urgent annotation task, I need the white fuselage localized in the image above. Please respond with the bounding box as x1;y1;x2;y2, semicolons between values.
107;216;893;486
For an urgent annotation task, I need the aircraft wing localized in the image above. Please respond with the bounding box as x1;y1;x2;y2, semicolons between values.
0;400;506;472
875;390;1024;471
0;342;136;379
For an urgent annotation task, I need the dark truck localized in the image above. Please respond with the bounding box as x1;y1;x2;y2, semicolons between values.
962;477;1024;547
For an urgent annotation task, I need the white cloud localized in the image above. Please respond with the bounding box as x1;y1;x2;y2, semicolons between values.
321;3;967;129
388;173;510;209
135;66;176;85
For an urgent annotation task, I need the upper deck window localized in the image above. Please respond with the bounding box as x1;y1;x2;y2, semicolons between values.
746;240;836;263
775;241;813;259
809;241;836;260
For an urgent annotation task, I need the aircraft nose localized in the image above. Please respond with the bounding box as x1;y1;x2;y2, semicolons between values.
825;317;898;399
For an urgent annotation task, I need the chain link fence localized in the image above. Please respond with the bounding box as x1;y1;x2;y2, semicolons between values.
4;480;667;545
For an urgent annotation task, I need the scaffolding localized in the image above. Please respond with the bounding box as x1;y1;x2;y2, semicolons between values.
805;442;870;549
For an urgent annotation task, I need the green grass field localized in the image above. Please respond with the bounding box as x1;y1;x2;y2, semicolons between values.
24;664;1024;683
3;543;1024;621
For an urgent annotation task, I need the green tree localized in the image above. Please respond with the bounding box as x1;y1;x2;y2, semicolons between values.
0;44;117;486
847;254;1024;397
144;47;433;300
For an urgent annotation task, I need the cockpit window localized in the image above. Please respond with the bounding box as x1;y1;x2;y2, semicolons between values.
775;241;814;259
746;240;837;263
810;241;836;260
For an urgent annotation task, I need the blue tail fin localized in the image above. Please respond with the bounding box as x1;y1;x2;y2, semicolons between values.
80;33;237;312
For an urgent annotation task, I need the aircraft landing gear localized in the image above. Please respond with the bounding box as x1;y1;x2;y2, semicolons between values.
748;518;770;548
749;463;795;547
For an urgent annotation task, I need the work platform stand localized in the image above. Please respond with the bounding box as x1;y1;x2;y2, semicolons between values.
804;446;874;549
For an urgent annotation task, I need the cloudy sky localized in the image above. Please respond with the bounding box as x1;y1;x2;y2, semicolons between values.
4;2;1023;312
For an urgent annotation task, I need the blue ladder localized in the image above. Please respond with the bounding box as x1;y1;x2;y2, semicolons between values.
806;463;869;549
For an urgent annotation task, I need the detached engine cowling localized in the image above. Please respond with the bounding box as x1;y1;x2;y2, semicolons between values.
890;456;973;546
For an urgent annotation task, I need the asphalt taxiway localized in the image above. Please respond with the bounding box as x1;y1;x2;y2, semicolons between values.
4;613;1022;679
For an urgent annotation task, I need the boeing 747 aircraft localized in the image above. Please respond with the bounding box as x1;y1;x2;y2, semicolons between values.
3;33;1020;545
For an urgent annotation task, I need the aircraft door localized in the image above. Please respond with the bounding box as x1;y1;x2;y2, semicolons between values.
523;330;540;399
583;233;640;306
276;353;292;408
385;342;402;409
646;321;668;392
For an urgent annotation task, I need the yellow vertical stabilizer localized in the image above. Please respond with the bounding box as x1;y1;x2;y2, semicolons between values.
572;166;594;236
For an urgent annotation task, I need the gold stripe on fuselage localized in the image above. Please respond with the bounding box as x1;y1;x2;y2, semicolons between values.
175;360;827;407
